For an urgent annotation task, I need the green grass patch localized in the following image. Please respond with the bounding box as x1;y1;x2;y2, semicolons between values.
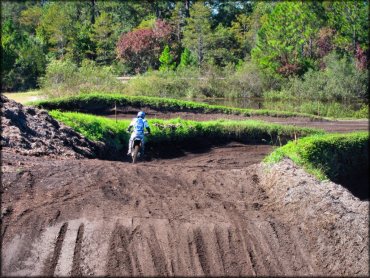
30;93;325;120
265;131;369;181
49;110;324;153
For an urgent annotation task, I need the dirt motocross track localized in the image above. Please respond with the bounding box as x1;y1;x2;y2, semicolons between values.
104;107;369;133
1;96;369;276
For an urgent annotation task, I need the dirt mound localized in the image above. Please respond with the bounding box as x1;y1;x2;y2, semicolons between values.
260;159;368;275
1;95;102;159
1;144;368;276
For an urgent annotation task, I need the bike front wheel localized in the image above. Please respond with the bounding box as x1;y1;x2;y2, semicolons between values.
132;145;140;164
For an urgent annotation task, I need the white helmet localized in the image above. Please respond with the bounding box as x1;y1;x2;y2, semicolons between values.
137;111;145;118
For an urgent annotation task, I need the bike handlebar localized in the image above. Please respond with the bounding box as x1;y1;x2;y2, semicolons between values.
126;131;150;135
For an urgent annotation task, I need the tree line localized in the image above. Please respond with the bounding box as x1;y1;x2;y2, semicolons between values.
1;0;368;93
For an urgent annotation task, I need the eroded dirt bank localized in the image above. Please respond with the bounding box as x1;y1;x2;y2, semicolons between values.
1;143;368;276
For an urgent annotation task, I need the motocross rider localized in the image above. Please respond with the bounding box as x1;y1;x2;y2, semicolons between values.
126;111;151;155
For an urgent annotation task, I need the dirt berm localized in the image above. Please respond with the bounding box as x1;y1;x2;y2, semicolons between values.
1;95;102;159
1;97;368;276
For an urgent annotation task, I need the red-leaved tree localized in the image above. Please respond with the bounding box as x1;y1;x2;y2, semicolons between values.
355;44;368;71
116;19;172;73
314;27;335;69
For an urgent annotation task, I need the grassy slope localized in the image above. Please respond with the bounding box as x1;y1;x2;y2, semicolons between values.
49;110;324;151
31;93;325;120
264;131;369;181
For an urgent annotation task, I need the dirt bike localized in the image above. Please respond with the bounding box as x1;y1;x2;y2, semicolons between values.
129;132;149;164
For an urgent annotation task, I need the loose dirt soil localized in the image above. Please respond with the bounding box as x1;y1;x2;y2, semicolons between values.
104;107;369;133
1;145;368;276
1;97;368;276
1;95;102;159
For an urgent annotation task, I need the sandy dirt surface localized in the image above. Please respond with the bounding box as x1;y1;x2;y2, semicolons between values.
1;144;368;277
103;107;368;133
1;97;369;276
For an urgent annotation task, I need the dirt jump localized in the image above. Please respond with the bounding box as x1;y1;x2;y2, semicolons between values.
1;96;368;276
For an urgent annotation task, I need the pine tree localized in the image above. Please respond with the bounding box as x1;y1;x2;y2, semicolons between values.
178;48;193;68
91;11;117;65
252;2;320;77
182;2;212;67
159;45;175;71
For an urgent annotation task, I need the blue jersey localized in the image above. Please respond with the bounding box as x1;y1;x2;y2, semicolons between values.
130;117;149;136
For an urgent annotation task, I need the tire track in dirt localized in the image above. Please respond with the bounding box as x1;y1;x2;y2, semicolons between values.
147;225;169;276
106;224;134;276
43;222;68;276
193;228;210;276
71;223;84;277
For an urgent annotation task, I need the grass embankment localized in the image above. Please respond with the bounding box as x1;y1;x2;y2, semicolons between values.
32;93;324;120
49;110;324;153
265;131;369;181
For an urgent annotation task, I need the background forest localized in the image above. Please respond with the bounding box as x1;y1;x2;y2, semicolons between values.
1;0;368;115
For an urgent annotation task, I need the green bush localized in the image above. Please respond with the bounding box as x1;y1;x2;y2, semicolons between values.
354;104;369;119
275;53;368;102
265;131;369;181
123;70;193;98
123;60;266;99
39;59;125;98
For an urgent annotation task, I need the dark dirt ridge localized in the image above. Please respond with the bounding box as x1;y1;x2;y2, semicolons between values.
1;95;103;159
1;97;368;276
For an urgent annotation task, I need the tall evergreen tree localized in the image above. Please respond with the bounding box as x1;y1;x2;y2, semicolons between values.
159;45;175;71
178;47;195;68
91;11;117;65
252;2;320;77
324;1;368;54
182;2;212;67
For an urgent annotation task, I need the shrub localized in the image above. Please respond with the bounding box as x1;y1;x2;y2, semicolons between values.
123;60;266;99
279;53;368;102
39;59;125;98
225;61;264;98
123;70;191;98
